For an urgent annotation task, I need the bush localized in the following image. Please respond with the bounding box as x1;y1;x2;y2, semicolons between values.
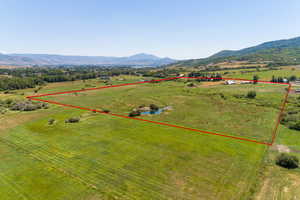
289;121;300;130
129;110;141;117
10;102;38;111
253;75;259;84
42;103;49;109
4;99;13;105
48;119;55;125
276;153;299;169
219;93;226;99
0;108;7;114
149;104;159;111
186;82;195;87
102;109;110;113
246;91;256;99
65;117;80;123
8;100;48;111
233;94;245;99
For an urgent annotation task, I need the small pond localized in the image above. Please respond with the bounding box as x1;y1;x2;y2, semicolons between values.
140;106;172;115
140;108;164;115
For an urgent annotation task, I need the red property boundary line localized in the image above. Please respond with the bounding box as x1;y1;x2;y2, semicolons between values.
27;77;291;146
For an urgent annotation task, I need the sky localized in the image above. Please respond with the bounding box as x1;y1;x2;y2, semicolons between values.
0;0;300;59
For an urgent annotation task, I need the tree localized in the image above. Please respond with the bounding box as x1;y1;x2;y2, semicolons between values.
246;91;256;99
289;75;297;81
253;75;259;84
276;153;299;169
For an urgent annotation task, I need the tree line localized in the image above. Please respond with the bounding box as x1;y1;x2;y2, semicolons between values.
0;66;185;91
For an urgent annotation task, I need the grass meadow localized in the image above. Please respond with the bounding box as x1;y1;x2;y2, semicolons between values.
0;73;297;200
39;79;288;143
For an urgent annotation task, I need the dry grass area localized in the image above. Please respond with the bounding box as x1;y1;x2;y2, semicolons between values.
255;166;300;200
0;111;48;133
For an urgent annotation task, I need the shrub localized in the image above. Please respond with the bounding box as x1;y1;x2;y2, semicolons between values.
42;103;49;109
149;104;159;111
23;104;40;111
4;99;13;105
276;153;299;169
10;102;38;111
0;108;7;114
102;109;110;113
48;119;55;125
219;93;226;99
186;82;195;87
253;75;259;84
233;94;244;99
129;110;141;117
246;91;257;99
8;100;48;111
289;121;300;131
65;117;80;123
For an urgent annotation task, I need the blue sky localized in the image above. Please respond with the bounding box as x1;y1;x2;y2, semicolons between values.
0;0;300;59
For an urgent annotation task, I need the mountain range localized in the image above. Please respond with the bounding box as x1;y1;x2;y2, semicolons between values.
2;36;300;67
0;53;176;67
173;36;300;67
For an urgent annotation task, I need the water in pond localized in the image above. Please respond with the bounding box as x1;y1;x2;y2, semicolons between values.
141;108;163;115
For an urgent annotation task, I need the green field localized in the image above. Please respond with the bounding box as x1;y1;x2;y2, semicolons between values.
39;80;287;143
0;76;296;200
224;66;300;80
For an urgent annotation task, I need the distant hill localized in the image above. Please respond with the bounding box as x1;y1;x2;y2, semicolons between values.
173;36;300;67
0;53;176;67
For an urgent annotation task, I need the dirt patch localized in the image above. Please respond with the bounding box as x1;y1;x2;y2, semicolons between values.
274;144;291;153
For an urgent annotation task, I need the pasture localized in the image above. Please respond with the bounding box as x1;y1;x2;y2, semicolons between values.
0;76;293;200
38;79;288;144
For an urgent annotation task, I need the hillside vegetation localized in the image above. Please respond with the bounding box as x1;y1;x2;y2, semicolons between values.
173;36;300;67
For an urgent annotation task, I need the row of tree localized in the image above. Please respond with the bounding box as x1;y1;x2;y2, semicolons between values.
0;66;187;91
188;72;223;81
271;75;297;83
